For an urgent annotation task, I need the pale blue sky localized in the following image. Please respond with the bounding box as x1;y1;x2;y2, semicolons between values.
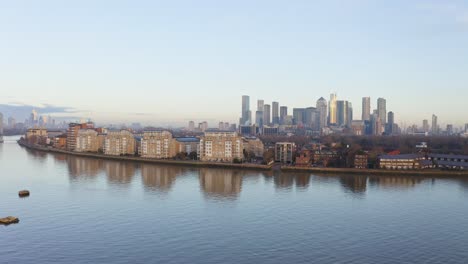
1;0;468;126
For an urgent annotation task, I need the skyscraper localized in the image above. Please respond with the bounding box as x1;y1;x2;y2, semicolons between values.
362;97;371;121
257;99;264;111
422;119;429;132
316;97;327;130
293;108;306;126
280;106;288;124
328;93;337;125
272;101;279;125
465;123;468;133
387;111;394;134
432;114;438;135
255;111;263;127
336;100;349;127
304;107;319;130
348;103;353;127
0;112;3;143
377;98;386;124
240;95;251;125
188;121;195;131
263;104;271;126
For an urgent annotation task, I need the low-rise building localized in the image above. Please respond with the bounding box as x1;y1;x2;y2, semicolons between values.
54;134;67;149
75;129;100;152
275;142;296;164
26;128;48;145
140;130;176;159
295;150;311;166
242;137;265;158
199;131;243;162
174;137;200;154
104;130;136;156
378;154;431;170
354;154;368;169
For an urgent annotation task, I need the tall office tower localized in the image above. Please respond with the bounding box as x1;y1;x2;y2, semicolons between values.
240;95;250;125
465;123;468;133
263;104;271;126
0;112;3;143
362;97;371;121
446;124;454;135
255;110;264;127
387;111;394;134
432;114;438;135
371;113;383;135
336;100;349;127
293;108;306;126
328;93;337;125
348;103;353;127
316;97;327;130
304;107;319;130
377;98;387;124
257;99;264;111
188;121;195;131
422;120;429;132
272;101;280;125
280;106;288;124
8;117;16;128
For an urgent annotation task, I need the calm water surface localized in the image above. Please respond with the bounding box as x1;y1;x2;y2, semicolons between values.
1;136;468;263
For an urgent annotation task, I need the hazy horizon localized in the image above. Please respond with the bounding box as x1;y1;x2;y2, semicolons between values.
1;1;468;126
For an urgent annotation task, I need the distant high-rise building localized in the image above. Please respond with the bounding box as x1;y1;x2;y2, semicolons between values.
386;111;394;134
304;107;319;130
8;116;16;129
377;98;387;124
240;95;251;125
257;99;264;111
336;100;349;127
280;106;288;124
199;121;208;132
447;124;454;135
432;114;438;135
465;123;468;133
272;101;279;125
255;110;263;127
422;119;429;132
293;108;306;126
362;97;371;121
188;121;195;131
328;93;337;125
316;97;327;130
348;103;353;127
370;113;383;135
0;112;3;143
263;104;271;126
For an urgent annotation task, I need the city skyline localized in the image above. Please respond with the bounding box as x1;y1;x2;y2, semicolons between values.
1;1;468;125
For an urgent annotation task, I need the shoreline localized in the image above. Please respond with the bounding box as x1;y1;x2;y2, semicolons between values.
17;140;272;171
17;140;468;177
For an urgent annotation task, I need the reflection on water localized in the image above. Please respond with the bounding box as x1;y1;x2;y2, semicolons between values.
23;144;468;197
339;175;367;194
141;164;183;193
199;168;242;199
368;176;424;189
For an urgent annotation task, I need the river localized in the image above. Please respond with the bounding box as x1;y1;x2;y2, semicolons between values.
1;136;468;263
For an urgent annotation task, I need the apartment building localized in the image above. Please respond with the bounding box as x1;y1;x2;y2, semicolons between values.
104;130;136;156
75;129;100;152
275;142;296;164
199;131;243;162
140;130;176;159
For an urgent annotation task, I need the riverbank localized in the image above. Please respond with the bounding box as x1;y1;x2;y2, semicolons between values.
18;140;468;177
281;165;468;177
17;140;273;171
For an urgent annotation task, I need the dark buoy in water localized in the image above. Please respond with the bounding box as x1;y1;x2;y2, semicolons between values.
18;190;30;197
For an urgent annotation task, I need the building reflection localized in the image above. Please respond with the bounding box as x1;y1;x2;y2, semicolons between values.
141;164;184;192
368;176;423;189
339;175;367;194
199;168;242;200
105;161;136;184
66;156;103;178
274;173;311;190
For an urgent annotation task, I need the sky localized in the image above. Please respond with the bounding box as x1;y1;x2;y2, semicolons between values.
1;0;468;127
